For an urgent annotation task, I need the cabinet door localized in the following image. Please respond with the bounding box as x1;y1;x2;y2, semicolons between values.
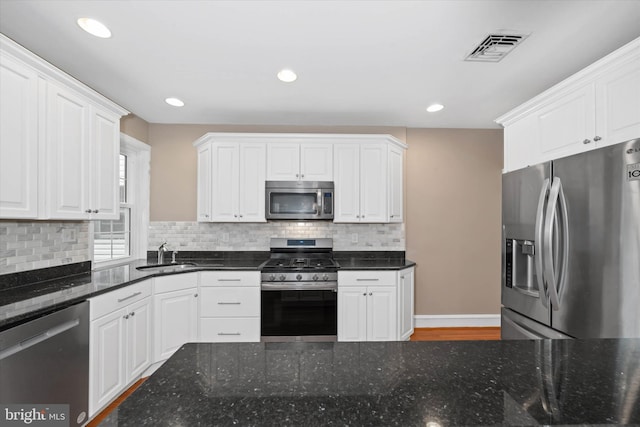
360;144;387;223
300;142;333;181
397;268;415;341
537;84;596;161
238;143;266;221
211;142;239;221
267;143;300;180
595;57;640;147
90;107;119;220
196;143;212;221
388;145;403;222
46;82;90;219
333;144;360;223
503;114;539;172
153;288;198;362
89;309;125;416
367;285;397;341
337;287;368;342
125;297;152;383
0;53;39;219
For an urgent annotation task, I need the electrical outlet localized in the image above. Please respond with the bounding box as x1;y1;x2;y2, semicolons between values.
222;233;230;243
351;233;358;244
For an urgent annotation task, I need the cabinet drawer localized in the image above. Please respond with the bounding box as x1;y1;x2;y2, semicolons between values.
199;318;260;342
200;287;260;317
153;272;198;294
89;280;151;320
338;270;396;286
199;271;259;287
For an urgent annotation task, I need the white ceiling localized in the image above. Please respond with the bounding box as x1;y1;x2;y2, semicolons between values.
1;0;639;129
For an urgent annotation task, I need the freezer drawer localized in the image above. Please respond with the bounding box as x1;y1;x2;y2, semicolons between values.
501;308;572;340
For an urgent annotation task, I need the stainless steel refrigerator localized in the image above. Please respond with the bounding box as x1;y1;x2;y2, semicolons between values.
501;138;640;339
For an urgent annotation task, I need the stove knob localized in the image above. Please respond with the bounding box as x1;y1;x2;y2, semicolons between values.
279;274;286;281
312;274;319;281
323;274;329;281
296;274;302;281
269;274;276;281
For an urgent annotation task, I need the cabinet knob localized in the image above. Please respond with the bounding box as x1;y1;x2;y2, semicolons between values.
363;292;367;296
93;209;99;214
234;214;238;218
356;215;360;218
239;214;243;218
295;173;299;178
301;174;304;178
123;314;129;319
205;214;209;218
361;215;365;219
593;135;602;142
194;293;198;298
583;139;592;144
85;209;92;213
369;292;373;296
130;311;135;317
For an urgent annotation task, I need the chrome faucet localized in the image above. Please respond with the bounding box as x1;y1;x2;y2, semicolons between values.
157;242;168;264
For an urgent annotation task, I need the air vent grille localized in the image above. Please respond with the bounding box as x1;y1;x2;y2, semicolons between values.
465;33;529;62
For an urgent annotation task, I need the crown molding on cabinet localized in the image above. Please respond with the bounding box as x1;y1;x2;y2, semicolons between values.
192;132;408;149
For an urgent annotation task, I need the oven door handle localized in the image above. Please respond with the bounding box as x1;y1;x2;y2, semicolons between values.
261;283;337;291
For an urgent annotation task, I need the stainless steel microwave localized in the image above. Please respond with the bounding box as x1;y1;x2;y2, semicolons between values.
265;181;334;220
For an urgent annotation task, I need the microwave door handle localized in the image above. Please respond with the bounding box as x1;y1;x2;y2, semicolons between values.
317;190;322;215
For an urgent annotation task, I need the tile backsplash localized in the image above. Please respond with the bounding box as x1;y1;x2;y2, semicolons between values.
148;221;404;251
0;221;89;274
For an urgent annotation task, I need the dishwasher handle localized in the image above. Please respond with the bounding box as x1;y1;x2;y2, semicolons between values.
0;318;80;360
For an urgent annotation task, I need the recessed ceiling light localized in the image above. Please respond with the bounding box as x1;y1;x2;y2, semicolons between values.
77;18;111;38
165;97;185;107
277;69;297;83
426;103;444;113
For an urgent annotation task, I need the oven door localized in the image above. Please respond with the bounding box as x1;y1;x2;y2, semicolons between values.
261;284;337;341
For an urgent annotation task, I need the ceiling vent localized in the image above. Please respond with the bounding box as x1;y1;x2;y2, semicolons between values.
465;33;529;62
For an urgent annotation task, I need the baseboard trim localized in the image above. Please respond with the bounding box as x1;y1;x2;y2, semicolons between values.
414;314;501;328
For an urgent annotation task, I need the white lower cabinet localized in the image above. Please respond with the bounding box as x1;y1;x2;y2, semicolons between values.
153;273;199;362
397;267;415;341
338;271;397;342
199;271;260;342
88;280;152;417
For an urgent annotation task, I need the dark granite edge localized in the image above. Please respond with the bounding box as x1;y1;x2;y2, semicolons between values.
0;260;92;290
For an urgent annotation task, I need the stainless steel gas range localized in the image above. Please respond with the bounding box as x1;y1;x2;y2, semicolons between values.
259;238;338;342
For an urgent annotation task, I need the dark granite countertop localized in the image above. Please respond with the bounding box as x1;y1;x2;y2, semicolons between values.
100;339;640;426
0;251;415;330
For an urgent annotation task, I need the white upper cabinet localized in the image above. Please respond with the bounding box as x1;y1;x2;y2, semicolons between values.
498;37;640;172
267;141;333;181
194;133;406;224
196;143;212;221
195;138;266;222
387;144;404;223
595;57;640;146
0;51;39;218
334;138;405;223
0;34;128;219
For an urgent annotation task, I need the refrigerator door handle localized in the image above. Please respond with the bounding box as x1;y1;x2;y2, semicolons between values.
535;178;551;308
557;180;570;301
544;178;563;310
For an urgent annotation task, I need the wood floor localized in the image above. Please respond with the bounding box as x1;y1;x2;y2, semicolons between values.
86;327;500;425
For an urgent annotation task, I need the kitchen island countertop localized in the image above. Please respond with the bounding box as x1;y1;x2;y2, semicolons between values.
100;338;640;426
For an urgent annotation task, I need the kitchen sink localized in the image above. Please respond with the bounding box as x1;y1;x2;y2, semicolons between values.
136;262;197;272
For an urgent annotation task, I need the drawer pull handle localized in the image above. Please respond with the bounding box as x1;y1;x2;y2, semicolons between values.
218;332;241;336
118;291;142;303
218;279;241;282
217;302;241;305
356;278;379;281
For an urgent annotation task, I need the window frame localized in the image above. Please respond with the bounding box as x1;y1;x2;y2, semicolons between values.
91;133;150;268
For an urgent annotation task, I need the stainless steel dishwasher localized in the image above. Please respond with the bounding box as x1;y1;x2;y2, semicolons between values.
0;301;89;425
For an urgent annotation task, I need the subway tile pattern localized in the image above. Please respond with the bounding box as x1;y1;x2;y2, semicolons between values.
0;221;89;274
148;221;405;251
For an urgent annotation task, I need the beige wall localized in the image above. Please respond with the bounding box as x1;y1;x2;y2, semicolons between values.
120;114;150;142
405;128;503;315
146;124;406;221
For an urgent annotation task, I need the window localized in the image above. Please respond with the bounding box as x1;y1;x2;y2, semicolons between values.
92;134;150;265
94;154;131;261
